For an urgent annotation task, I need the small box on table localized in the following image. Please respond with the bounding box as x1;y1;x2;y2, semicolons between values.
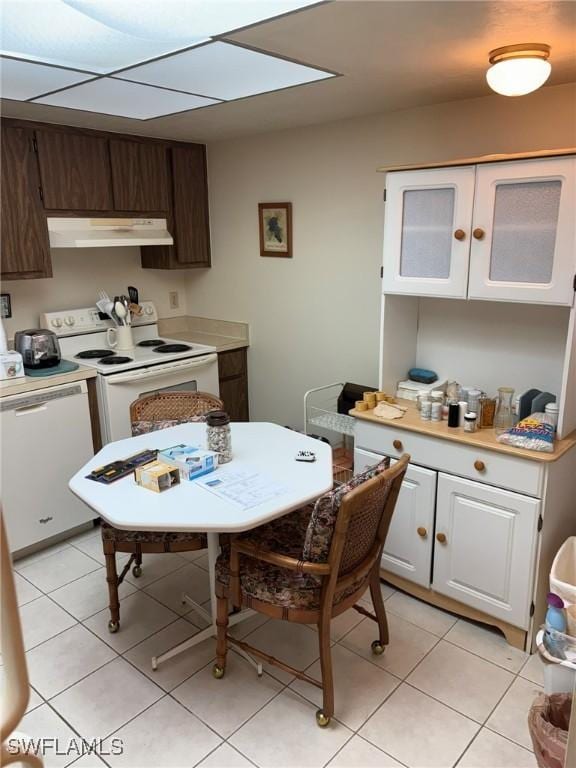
135;460;180;493
158;444;218;481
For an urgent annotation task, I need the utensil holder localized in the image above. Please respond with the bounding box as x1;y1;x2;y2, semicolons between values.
107;326;134;352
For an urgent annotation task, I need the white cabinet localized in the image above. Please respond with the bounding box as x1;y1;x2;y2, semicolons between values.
354;420;547;640
382;167;475;299
355;448;436;588
382;156;576;306
468;158;576;305
434;473;540;629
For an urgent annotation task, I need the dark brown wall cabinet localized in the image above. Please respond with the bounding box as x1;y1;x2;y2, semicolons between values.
218;348;249;422
35;129;113;210
0;118;211;279
141;144;211;269
1;124;52;280
109;139;170;212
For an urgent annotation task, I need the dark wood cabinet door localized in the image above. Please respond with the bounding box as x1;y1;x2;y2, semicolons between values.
110;140;169;212
171;144;211;266
1;124;52;279
36;129;113;210
219;377;249;422
218;349;249;421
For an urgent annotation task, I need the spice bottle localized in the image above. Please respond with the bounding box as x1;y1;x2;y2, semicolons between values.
448;401;460;428
544;402;559;434
464;412;477;433
206;410;232;464
478;396;496;428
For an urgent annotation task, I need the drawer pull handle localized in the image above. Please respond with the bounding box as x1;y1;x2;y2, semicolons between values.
453;229;466;241
39;516;53;524
474;460;486;472
417;527;427;538
436;532;447;544
473;227;485;240
393;439;403;451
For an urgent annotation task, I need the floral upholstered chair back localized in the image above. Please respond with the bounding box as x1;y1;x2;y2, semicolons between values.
130;391;223;436
302;456;391;567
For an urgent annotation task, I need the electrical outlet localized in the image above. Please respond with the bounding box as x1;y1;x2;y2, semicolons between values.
169;291;179;310
0;294;12;318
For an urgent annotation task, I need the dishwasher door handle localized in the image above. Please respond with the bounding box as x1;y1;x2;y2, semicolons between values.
14;403;48;416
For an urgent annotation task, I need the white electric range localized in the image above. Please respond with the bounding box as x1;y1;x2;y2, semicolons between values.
41;302;219;444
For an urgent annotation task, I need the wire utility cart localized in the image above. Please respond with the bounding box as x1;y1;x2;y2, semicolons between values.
304;383;355;485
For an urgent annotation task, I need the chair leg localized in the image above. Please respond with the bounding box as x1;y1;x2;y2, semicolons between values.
104;549;121;633
213;594;229;679
369;568;388;654
132;547;143;578
316;611;334;727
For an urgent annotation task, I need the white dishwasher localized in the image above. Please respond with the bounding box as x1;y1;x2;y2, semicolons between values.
1;380;97;554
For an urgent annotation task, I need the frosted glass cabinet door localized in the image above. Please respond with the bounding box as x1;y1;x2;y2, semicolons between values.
468;157;576;305
382;167;475;298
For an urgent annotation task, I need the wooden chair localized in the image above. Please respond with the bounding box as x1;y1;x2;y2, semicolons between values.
213;453;409;726
102;391;222;633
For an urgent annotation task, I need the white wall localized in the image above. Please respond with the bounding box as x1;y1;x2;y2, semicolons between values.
187;83;576;428
3;247;188;338
415;299;570;398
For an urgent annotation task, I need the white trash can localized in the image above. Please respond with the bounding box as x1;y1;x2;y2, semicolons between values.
550;537;576;635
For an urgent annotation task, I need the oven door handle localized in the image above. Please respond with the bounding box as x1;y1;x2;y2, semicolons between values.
106;354;218;384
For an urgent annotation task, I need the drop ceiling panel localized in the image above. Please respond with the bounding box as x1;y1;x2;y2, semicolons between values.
0;57;91;100
1;0;321;74
33;78;220;119
116;41;335;100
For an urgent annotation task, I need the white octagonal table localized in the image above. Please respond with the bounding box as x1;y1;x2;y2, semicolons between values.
70;422;333;668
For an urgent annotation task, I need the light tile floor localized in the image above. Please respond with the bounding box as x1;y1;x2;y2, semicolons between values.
9;524;543;768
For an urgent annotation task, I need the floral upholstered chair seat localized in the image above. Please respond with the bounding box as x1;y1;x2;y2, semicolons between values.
101;521;207;548
215;456;390;611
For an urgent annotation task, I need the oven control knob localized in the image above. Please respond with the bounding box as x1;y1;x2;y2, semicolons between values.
64;316;75;326
51;318;62;328
144;306;154;315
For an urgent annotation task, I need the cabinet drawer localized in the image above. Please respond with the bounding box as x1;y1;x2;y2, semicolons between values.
355;420;543;497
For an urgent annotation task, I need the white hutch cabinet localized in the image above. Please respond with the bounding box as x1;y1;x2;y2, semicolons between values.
382;156;576;306
356;149;576;651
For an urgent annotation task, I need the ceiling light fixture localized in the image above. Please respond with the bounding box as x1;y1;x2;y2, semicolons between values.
486;43;551;97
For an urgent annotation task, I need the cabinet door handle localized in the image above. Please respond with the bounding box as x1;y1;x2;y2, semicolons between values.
453;229;466;241
39;516;53;524
436;532;447;544
393;439;403;451
474;460;486;472
417;527;427;538
473;227;485;240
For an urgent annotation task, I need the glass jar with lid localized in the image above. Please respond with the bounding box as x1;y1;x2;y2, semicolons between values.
206;410;232;463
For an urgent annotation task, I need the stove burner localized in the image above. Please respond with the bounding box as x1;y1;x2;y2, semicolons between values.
154;344;191;353
137;339;165;347
76;349;115;360
99;356;133;365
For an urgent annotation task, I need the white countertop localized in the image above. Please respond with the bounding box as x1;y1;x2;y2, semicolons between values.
158;316;249;353
0;365;97;398
69;422;332;533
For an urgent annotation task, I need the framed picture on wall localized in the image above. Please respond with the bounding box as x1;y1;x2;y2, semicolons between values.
258;202;292;258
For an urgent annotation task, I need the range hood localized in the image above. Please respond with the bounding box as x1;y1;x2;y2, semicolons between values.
47;218;174;248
